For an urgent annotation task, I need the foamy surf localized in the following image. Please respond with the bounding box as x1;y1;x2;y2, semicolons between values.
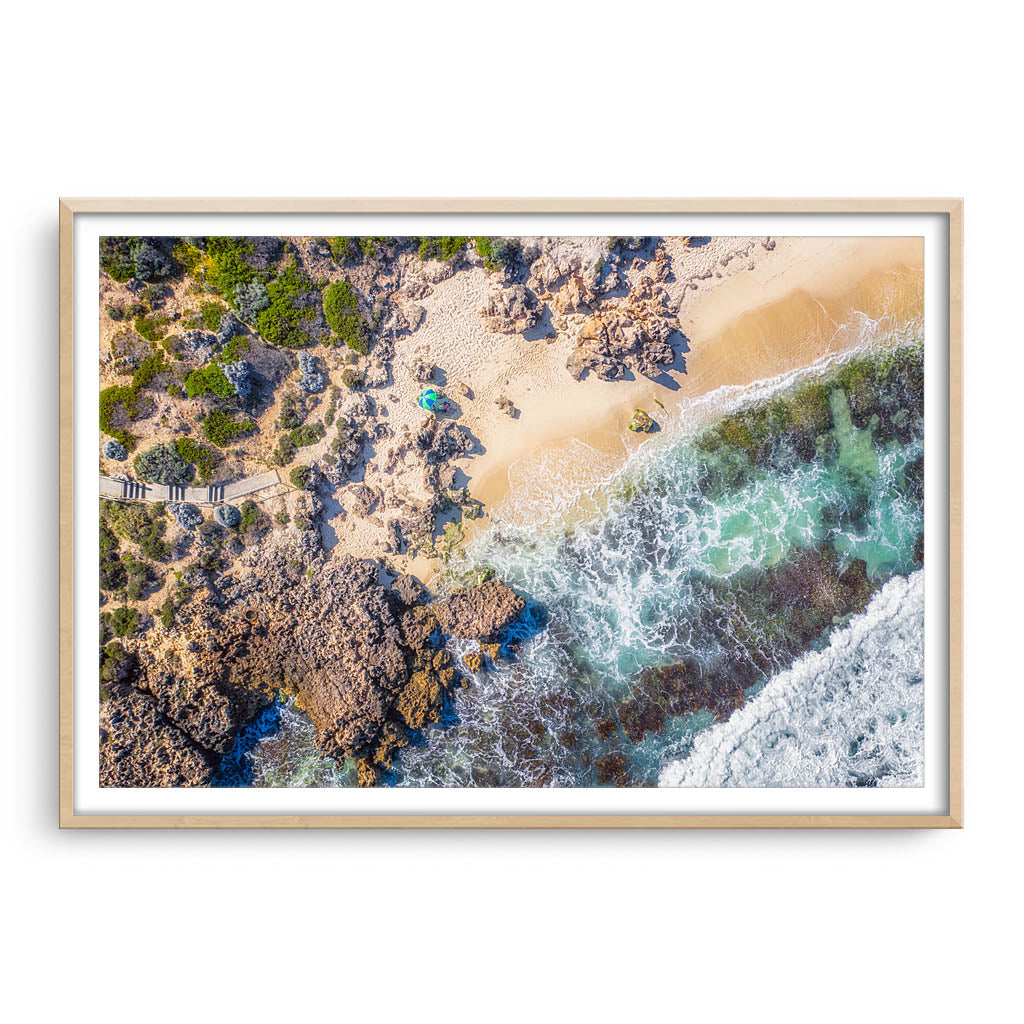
658;570;925;788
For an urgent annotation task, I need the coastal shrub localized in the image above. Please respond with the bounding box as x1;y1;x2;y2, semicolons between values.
328;237;360;262
142;283;170;309
121;554;153;600
110;607;140;638
103;500;169;560
159;599;175;629
255;261;318;348
238;499;265;535
214;504;241;528
185;362;234;399
220;359;254;401
172;239;217;289
277;391;307;430
289;464;311;489
100;237;175;283
99;384;146;450
233;280;270;323
100;641;132;692
417;236;468;261
473;236;518;271
219;334;250;364
200;301;227;331
289;421;325;447
206;236;258;299
272;434;297;466
172;437;219;481
102;439;127;461
201;408;256;447
167;501;203;531
100;550;127;592
275;512;290;526
323;280;368;353
297;351;326;393
100;238;137;282
341;367;364;389
133;443;195;486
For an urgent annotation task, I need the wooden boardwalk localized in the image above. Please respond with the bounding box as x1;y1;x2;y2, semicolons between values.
99;469;282;505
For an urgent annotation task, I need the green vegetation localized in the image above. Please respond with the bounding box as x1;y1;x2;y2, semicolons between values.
172;437;219;481
218;334;250;363
201;409;256;447
133;443;195;486
289;464;311;488
323;280;368;353
205;237;258;298
323;384;341;426
101;499;170;562
473;236;517;271
255;261;316;348
341;367;364;389
417;236;468;261
200;301;227;330
185;362;234;398
159;598;175;629
289;421;324;447
109;607;140;638
134;313;167;342
99;352;170;449
237;499;266;535
277;391;307;430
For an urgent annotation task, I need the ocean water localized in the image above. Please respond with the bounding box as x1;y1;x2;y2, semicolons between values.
243;334;925;789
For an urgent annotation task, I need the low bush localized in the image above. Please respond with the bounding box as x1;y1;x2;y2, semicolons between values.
133;443;194;486
341;367;364;389
238;499;266;535
200;301;227;331
255;261;317;348
185;362;234;399
201;409;256;447
168;501;204;530
233;280;270;323
172;437;219;482
214;504;241;528
289;421;324;447
417;236;468;261
110;606;140;638
290;464;311;489
323;280;368;353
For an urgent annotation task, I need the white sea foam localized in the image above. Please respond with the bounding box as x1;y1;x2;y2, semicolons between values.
658;570;925;788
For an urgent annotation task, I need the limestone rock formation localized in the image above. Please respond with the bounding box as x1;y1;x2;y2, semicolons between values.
481;283;541;334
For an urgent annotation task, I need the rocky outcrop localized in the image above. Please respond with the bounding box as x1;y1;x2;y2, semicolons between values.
101;540;529;787
100;686;218;787
430;579;526;641
480;283;541;334
566;276;679;381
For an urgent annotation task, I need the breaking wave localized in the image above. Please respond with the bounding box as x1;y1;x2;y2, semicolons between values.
658;570;924;787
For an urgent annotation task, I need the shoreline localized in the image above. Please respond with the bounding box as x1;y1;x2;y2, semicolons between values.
461;237;924;536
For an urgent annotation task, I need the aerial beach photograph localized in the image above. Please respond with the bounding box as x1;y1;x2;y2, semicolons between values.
95;232;926;790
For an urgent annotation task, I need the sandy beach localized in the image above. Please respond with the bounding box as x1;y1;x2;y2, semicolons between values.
378;236;923;572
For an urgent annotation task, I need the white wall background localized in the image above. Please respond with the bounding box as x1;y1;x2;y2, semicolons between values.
2;2;1018;1020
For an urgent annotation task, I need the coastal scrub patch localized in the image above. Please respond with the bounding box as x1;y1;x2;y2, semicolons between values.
255;261;318;348
289;464;311;489
323;280;368;353
185;362;234;399
201;409;256;448
417;236;468;261
172;437;219;481
133;443;195;486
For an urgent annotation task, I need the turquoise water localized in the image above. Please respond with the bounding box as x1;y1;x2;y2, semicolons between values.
244;340;925;788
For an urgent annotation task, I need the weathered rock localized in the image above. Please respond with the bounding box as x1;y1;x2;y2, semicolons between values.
481;284;541;334
431;580;525;641
627;409;654;433
349;484;380;516
100;686;216;787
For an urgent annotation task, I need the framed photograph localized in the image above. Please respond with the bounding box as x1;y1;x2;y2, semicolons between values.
59;198;962;828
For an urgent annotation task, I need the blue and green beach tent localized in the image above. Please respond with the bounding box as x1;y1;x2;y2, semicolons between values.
418;387;440;411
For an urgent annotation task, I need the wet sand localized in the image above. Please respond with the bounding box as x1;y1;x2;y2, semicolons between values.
466;236;924;528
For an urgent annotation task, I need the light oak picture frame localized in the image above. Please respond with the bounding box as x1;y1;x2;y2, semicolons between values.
59;197;963;829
